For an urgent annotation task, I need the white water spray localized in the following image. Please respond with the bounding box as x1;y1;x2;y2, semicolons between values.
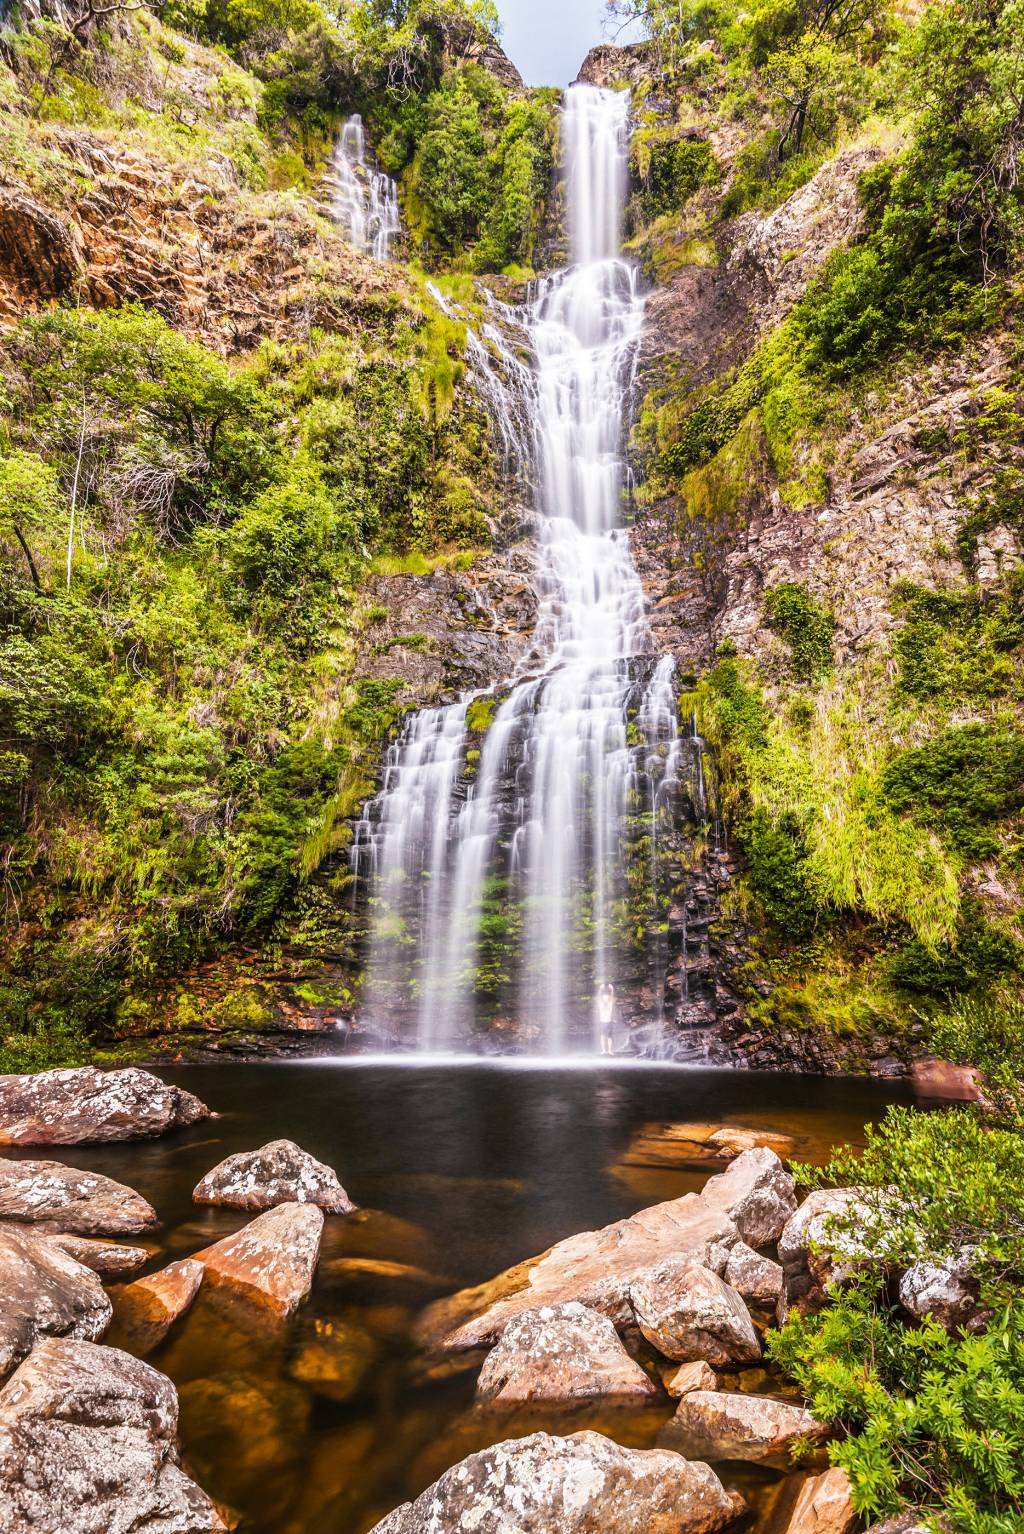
355;87;690;1052
326;115;402;261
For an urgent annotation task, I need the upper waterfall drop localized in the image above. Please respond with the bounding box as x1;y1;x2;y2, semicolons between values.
326;115;402;261
353;85;696;1055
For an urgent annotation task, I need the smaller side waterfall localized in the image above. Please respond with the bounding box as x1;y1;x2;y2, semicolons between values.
326;115;401;261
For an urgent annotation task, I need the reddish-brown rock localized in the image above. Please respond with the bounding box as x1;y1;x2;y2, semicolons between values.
193;1202;323;1318
111;1259;205;1354
0;1067;209;1145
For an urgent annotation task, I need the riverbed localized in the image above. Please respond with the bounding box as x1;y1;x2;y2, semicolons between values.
9;1062;912;1532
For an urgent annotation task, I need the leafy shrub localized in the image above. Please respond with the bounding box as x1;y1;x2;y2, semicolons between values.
742;807;822;937
892;583;1024;704
889;902;1023;998
881;724;1024;860
763;581;834;683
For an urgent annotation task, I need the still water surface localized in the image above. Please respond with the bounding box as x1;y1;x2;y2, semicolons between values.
19;1062;912;1531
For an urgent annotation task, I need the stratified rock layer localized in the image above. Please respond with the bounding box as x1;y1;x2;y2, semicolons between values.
0;1337;226;1533
369;1431;744;1534
0;1068;209;1145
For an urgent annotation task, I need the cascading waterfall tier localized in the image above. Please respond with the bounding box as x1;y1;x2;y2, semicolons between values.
353;86;710;1053
325;115;401;261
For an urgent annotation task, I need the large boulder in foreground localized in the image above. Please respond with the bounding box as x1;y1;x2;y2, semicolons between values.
193;1139;354;1214
0;1337;226;1533
660;1390;829;1467
0;1224;112;1379
630;1262;762;1366
110;1259;205;1355
419;1148;793;1355
476;1303;658;1407
0;1067;209;1146
193;1201;323;1318
369;1431;744;1534
0;1160;158;1236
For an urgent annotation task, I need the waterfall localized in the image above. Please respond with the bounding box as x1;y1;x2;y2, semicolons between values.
354;86;695;1054
326;115;401;261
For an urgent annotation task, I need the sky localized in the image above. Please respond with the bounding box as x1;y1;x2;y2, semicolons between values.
496;0;642;87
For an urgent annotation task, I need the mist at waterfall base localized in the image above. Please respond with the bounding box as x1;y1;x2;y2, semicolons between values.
353;88;711;1057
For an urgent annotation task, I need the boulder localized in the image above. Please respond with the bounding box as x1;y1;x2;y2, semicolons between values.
724;1242;784;1306
701;1148;798;1247
420;1150;795;1355
0;1224;111;1378
707;1127;799;1160
0;1159;158;1236
631;1262;761;1367
110;1259;205;1354
193;1139;354;1214
910;1058;983;1104
618;1121;798;1170
778;1188;870;1304
0;1067;209;1145
666;1360;718;1397
660;1390;829;1466
475;1303;659;1407
42;1233;149;1279
899;1252;984;1332
779;1468;857;1534
369;1430;744;1534
193;1201;323;1318
0;1337;226;1533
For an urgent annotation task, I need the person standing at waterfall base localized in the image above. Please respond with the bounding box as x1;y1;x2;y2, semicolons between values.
597;983;616;1055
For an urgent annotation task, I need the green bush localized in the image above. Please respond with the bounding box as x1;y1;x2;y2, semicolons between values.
889;902;1023;998
742;807;823;937
881;724;1024;860
763;581;834;683
892;583;1024;705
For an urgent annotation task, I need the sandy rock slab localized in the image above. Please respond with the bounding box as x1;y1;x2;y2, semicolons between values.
369;1431;745;1534
476;1302;659;1407
0;1159;158;1236
0;1067;210;1145
0;1336;227;1533
0;1224;112;1379
420;1148;794;1354
193;1139;355;1214
193;1202;324;1318
110;1259;205;1354
631;1262;762;1367
660;1390;829;1467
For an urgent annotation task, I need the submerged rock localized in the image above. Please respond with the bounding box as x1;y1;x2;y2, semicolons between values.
476;1303;659;1407
193;1201;323;1318
110;1258;205;1354
0;1159;158;1236
0;1224;112;1379
630;1262;762;1367
369;1430;744;1534
288;1317;378;1402
420;1149;794;1355
0;1336;226;1533
660;1390;829;1466
193;1139;355;1214
0;1067;209;1145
